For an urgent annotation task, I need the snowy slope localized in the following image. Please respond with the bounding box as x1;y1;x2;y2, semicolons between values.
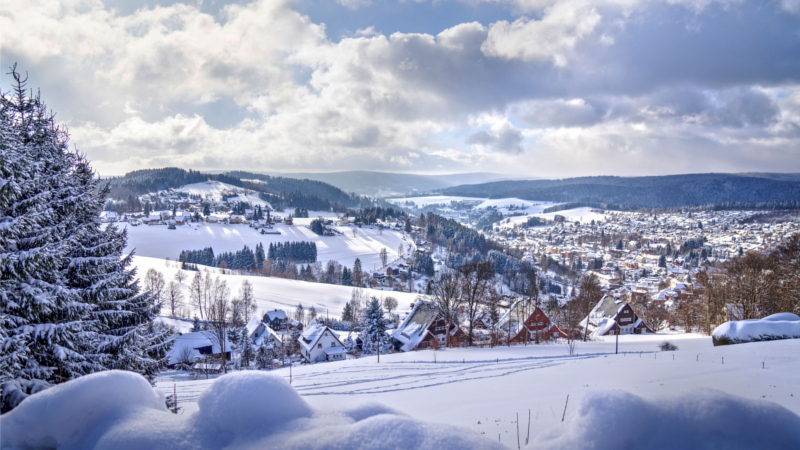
133;256;418;320
387;196;485;208
155;333;800;449
124;223;407;270
174;180;247;201
498;206;608;228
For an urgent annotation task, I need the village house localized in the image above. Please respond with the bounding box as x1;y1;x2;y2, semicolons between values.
506;305;568;343
299;319;346;363
581;295;655;337
392;302;467;351
166;331;232;369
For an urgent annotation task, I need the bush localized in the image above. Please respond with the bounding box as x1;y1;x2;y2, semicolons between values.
659;341;678;351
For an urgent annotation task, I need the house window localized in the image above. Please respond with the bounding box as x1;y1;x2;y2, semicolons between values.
317;343;322;348
331;342;336;347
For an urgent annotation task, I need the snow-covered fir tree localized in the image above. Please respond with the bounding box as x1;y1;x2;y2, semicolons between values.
358;297;389;355
0;69;169;412
239;328;254;368
191;316;202;332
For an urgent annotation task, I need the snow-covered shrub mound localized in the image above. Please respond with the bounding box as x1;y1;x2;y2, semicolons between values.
712;313;800;346
0;371;164;449
537;389;800;450
1;370;505;450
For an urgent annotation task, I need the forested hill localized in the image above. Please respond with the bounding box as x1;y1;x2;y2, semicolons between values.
224;171;354;205
104;168;365;208
105;168;210;196
440;173;800;210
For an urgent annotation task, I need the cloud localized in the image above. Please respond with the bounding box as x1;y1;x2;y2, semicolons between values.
466;121;525;153
481;1;601;65
2;0;800;176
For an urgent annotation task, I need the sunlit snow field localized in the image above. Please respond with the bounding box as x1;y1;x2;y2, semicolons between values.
121;222;408;270
156;333;800;448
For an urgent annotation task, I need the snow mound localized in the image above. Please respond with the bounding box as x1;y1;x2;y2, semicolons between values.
537;389;800;450
712;313;800;346
196;371;313;434
0;371;163;449
1;371;505;450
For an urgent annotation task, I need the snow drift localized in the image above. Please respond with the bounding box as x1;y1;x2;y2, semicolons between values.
537;389;800;450
712;313;800;346
0;370;505;450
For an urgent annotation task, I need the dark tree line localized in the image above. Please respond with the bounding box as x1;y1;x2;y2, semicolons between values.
347;206;407;225
442;174;800;211
268;241;317;263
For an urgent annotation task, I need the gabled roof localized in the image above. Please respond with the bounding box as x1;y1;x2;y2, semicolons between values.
391;301;436;352
167;331;231;365
299;320;344;353
265;309;288;321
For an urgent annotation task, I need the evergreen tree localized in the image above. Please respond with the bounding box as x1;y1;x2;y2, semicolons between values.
658;254;667;268
255;243;265;268
144;201;151;216
239;328;254;368
0;72;168;412
255;340;274;370
191;316;202;332
344;336;356;353
341;267;352;286
359;297;388;355
341;302;354;322
203;203;210;216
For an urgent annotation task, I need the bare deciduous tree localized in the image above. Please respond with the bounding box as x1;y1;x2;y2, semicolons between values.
144;268;165;305
205;276;231;374
383;296;398;314
577;274;603;341
458;260;495;346
190;272;205;319
238;280;257;325
429;271;463;348
166;280;184;317
174;270;186;285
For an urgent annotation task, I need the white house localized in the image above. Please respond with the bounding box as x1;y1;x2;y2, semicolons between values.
298;319;346;363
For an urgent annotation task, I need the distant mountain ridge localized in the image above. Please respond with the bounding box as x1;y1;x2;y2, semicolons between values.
260;171;534;196
440;173;800;210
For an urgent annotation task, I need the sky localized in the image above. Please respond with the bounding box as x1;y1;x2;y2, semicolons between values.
2;0;800;177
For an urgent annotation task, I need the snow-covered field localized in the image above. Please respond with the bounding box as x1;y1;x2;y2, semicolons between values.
123;222;407;270
387;195;486;208
133;256;418;321
154;333;800;448
387;196;560;215
174;180;249;202
498;206;608;228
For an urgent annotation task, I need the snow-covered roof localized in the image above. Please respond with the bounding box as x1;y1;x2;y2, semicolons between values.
265;309;288;321
167;332;231;365
299;319;343;353
391;302;436;352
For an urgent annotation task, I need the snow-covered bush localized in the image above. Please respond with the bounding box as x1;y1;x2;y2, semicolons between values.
712;313;800;346
536;389;800;450
659;341;678;351
0;370;506;450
